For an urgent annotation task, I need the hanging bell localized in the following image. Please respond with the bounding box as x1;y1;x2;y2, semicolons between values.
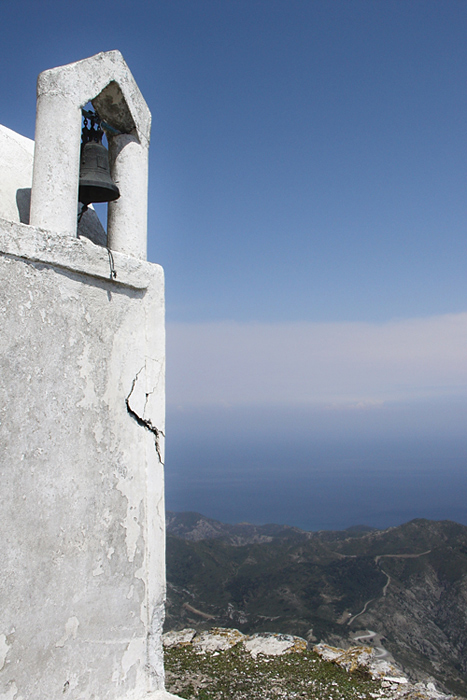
78;111;120;206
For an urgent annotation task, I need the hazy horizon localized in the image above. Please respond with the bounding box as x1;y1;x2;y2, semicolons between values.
165;315;467;530
165;402;467;531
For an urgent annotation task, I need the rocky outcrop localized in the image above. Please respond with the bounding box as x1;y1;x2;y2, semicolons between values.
314;643;457;699
163;627;464;700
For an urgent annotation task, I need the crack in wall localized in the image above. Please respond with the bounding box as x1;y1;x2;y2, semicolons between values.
126;368;165;465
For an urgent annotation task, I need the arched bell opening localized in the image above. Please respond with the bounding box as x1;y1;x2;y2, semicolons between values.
77;102;120;248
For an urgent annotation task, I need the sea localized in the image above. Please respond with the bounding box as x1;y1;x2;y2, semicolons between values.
165;433;467;532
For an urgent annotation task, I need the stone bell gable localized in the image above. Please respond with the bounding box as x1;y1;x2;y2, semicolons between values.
0;52;180;700
30;50;151;260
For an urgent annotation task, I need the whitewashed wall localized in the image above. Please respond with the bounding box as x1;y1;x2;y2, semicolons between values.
0;52;179;700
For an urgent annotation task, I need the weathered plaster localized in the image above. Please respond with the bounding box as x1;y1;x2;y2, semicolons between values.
0;218;149;289
107;132;149;259
0;125;34;224
0;637;9;672
0;224;169;699
126;360;166;465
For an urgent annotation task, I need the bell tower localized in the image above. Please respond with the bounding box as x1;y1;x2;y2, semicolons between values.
0;52;179;700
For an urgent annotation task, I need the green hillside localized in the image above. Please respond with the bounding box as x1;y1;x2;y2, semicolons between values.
165;514;467;696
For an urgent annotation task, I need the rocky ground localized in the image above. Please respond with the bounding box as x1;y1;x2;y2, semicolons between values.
163;627;464;700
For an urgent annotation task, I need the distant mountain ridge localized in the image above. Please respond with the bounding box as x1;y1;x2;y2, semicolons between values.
166;510;378;544
165;512;467;697
166;510;316;544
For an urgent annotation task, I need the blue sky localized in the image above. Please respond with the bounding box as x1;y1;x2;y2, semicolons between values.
2;0;467;528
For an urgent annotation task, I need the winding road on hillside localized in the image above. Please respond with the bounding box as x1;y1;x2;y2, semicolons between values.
347;549;431;626
352;630;389;659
